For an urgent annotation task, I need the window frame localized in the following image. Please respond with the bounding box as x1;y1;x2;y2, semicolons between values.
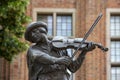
106;8;120;80
32;8;76;37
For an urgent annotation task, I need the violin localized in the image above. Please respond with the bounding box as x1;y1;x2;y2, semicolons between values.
51;36;108;52
51;13;108;58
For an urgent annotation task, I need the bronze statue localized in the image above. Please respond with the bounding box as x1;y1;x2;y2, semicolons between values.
24;21;98;80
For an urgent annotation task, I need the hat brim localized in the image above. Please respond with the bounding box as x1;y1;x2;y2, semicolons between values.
24;21;48;43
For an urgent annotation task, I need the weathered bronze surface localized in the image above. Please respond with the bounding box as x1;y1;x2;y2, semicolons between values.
24;21;96;80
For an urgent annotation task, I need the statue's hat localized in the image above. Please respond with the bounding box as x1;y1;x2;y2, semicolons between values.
24;21;48;42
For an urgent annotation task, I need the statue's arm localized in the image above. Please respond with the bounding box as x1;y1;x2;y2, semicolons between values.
28;47;71;65
28;48;58;64
67;51;87;73
68;42;96;73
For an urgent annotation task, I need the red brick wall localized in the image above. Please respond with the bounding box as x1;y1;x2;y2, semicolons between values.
107;0;120;8
31;0;76;8
75;0;107;80
0;53;28;80
0;0;120;80
27;0;76;17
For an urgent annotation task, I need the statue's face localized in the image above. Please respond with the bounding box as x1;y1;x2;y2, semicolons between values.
31;27;47;43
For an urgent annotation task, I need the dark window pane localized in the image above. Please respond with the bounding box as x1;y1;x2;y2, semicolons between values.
57;16;62;22
111;67;120;80
110;15;120;80
48;16;53;22
67;24;72;29
62;23;67;29
57;27;62;30
110;16;120;36
67;49;72;57
56;15;72;36
67;16;72;22
62;30;67;36
111;41;120;62
115;16;120;23
62;16;67;22
57;30;62;36
37;14;53;36
67;30;72;36
110;16;115;23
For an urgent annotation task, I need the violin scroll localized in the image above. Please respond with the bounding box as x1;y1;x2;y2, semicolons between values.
94;43;108;52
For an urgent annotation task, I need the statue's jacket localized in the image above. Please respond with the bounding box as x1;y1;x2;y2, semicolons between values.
27;44;85;80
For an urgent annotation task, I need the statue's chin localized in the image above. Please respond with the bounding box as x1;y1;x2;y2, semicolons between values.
35;36;48;43
36;39;45;43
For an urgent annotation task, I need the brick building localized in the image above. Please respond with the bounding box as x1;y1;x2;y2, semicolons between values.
0;0;120;80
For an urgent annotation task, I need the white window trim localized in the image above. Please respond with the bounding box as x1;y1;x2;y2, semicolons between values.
106;8;120;80
32;8;76;37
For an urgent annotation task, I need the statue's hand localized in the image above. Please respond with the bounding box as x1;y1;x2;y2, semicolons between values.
55;56;72;66
83;42;96;52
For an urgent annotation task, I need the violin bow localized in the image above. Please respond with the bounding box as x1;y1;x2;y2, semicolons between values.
71;13;103;59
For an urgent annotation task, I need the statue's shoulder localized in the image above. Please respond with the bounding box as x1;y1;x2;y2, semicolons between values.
28;44;43;54
28;45;38;52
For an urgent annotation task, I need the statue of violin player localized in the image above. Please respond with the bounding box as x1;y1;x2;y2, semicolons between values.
24;13;108;80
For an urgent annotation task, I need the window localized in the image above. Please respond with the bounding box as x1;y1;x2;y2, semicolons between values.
56;14;72;36
37;13;73;57
110;15;120;80
37;14;53;36
37;14;73;37
111;41;120;63
110;16;120;37
111;67;120;80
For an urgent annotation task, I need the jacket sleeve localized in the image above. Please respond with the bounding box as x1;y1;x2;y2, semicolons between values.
28;47;58;65
67;51;87;73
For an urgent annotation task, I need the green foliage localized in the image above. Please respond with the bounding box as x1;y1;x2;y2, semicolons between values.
0;0;31;61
